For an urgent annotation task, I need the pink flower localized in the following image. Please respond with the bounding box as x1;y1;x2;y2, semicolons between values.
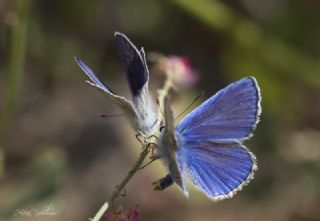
149;53;198;91
126;206;140;221
105;205;140;221
162;55;198;90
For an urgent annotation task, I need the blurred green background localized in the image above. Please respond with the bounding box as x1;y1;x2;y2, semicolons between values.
1;0;320;220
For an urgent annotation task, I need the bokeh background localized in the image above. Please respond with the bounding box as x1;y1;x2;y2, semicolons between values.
1;0;320;220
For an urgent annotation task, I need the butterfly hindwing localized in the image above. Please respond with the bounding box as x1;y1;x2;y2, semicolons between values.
176;141;256;200
115;32;149;97
176;77;261;143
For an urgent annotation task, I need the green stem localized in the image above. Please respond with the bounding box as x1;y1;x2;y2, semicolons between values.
89;148;149;221
0;0;29;178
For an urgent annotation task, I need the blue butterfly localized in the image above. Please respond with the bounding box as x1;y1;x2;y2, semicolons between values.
155;77;261;201
75;32;157;136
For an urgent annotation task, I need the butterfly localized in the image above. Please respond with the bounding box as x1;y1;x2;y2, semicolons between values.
154;77;261;201
75;32;157;136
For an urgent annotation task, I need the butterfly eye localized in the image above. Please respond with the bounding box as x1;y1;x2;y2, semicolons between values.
160;125;165;132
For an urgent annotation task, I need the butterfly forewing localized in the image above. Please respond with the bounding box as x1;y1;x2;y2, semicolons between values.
176;77;261;143
115;32;149;97
115;32;157;135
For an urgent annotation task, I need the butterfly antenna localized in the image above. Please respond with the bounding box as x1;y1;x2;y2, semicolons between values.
99;113;124;118
174;91;204;121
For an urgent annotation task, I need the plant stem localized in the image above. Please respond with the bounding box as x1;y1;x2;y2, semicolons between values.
89;148;149;221
157;73;173;117
0;0;29;178
89;68;174;221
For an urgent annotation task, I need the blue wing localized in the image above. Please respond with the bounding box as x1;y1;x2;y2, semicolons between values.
175;77;261;200
115;32;149;97
75;57;114;94
176;77;261;143
176;140;256;200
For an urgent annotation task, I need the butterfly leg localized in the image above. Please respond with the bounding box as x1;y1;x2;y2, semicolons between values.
135;131;146;146
139;154;161;170
146;134;158;140
152;174;173;191
150;151;161;160
144;132;159;152
145;134;158;148
135;131;152;151
136;132;160;156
